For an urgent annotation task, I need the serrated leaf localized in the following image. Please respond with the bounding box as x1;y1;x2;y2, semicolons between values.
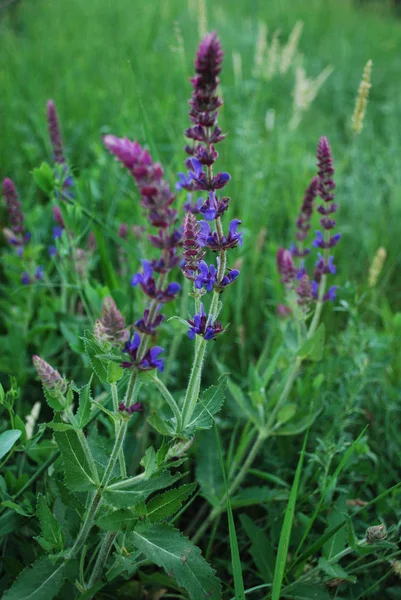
96;507;138;532
318;557;356;582
42;387;65;412
133;523;222;600
0;430;21;459
76;376;93;428
46;421;74;432
54;430;98;491
140;446;158;477
2;556;74;600
82;332;109;383
36;494;64;552
186;377;226;431
103;472;184;508
297;324;326;362
146;483;197;522
106;360;123;383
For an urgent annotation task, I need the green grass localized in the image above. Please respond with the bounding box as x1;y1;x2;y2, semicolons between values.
1;0;401;598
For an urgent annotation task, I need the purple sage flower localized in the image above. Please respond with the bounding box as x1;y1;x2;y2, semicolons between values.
187;303;225;340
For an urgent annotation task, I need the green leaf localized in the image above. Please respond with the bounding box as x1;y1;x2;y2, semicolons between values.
196;430;223;506
148;413;175;436
2;556;74;600
2;500;34;517
322;496;348;559
297;324;326;362
54;430;98;491
275;408;322;436
186;377;227;431
318;557;356;582
96;508;138;532
32;162;55;195
277;403;297;424
146;483;197;522
106;360;124;383
103;472;184;508
133;523;222;600
271;430;310;600
76;376;93;428
0;430;21;459
42;387;65;412
0;510;24;537
240;514;275;583
35;494;64;552
227;378;261;427
82;332;109;383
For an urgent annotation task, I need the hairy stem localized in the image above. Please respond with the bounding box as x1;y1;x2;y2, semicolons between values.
111;382;127;478
87;532;117;588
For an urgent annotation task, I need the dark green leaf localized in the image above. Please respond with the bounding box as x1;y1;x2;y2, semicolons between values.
76;376;93;428
54;430;99;491
146;483;197;522
133;523;222;600
2;556;73;600
186;377;227;431
240;514;274;583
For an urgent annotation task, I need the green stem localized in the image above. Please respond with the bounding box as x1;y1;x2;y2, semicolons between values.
152;375;182;430
66;409;100;486
87;532;117;588
101;421;128;486
111;383;127;478
67;490;102;559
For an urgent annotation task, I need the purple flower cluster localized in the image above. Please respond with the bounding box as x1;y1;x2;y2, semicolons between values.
277;136;340;308
94;296;130;348
46;100;74;198
2;178;30;253
103;137;182;373
178;32;242;340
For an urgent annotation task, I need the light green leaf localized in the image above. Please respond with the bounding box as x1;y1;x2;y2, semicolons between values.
133;523;222;600
277;403;297;424
82;332;109;383
322;496;348;560
2;556;74;600
196;430;223;507
227;378;261;427
54;430;98;491
275;408;322;436
297;324;326;362
106;360;124;384
0;430;21;459
103;472;183;508
76;376;93;428
146;483;197;522
148;413;175;436
32;162;55;195
186;377;226;431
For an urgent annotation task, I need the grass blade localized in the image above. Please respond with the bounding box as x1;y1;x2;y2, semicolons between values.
271;429;309;600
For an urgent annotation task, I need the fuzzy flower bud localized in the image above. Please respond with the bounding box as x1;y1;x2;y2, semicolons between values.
32;355;67;396
94;296;129;347
366;524;387;544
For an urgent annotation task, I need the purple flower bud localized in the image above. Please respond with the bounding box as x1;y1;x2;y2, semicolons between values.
21;272;30;285
94;296;130;347
35;266;44;281
32;355;67;395
49;245;57;257
53;205;65;228
276;248;296;285
182;212;206;280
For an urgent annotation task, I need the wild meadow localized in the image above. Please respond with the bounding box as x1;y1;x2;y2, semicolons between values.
1;0;401;598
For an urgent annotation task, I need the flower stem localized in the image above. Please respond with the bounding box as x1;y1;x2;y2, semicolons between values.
111;383;127;478
152;375;182;430
87;532;117;588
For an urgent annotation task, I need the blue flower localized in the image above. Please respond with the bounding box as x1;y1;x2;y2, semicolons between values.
187;303;225;340
52;226;63;240
195;261;217;292
49;245;57;257
35;266;44;280
122;332;165;372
